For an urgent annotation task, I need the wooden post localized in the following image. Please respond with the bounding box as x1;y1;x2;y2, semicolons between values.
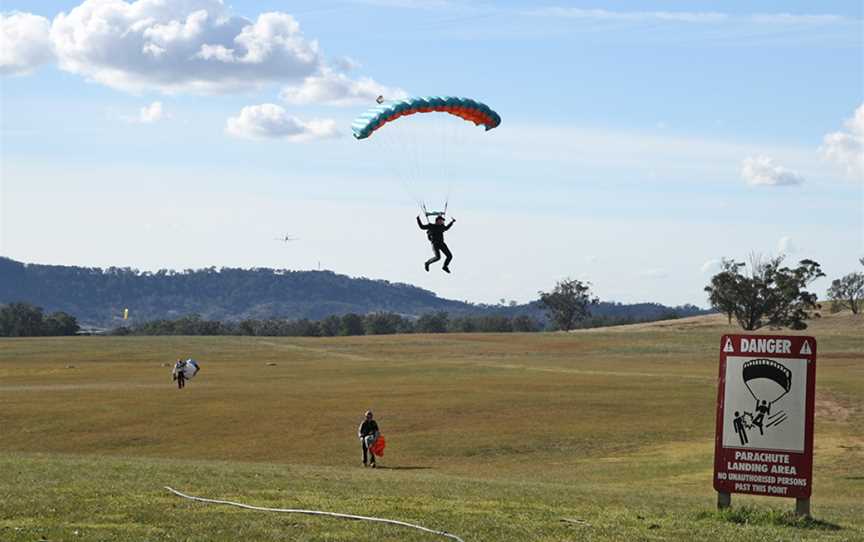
717;491;731;510
795;498;810;517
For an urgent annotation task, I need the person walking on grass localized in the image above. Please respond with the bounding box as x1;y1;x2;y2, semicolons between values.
172;359;187;389
358;410;380;468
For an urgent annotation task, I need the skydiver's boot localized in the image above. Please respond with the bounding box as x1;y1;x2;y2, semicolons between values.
442;266;450;273
424;261;430;272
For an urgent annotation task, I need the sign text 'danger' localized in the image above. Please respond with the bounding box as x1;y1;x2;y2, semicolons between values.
740;338;791;354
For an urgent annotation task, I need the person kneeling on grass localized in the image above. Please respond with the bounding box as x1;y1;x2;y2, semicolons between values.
358;410;380;468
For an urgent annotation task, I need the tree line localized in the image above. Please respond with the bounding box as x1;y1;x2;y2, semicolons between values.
111;312;543;336
0;299;694;338
3;255;858;337
0;302;80;337
0;257;707;327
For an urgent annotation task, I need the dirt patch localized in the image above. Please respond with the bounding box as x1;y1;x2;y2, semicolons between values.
815;392;852;423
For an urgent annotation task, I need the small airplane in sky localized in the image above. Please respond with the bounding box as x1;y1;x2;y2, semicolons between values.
274;234;299;243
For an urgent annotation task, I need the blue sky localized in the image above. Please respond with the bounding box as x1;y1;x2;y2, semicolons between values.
1;0;862;307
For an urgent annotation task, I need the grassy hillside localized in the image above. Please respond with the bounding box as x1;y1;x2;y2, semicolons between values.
0;312;861;541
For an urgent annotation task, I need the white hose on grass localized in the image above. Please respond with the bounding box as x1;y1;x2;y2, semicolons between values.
165;486;465;542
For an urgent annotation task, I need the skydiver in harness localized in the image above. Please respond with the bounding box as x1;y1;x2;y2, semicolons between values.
417;214;455;273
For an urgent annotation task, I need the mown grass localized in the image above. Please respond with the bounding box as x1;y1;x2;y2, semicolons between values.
0;312;861;541
696;506;842;530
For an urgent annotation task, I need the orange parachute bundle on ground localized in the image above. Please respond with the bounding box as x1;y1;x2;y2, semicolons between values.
370;435;386;456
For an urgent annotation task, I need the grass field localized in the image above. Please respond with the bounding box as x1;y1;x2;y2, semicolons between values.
1;312;862;541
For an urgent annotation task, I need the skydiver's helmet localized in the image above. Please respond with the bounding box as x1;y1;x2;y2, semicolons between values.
435;216;445;224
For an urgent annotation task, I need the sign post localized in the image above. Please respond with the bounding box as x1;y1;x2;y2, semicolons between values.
713;334;817;516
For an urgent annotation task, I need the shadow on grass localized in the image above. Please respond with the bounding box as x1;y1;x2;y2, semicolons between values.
696;506;842;531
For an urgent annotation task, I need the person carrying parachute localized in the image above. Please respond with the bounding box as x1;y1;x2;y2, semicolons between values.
358;410;385;467
417;214;456;273
172;358;200;389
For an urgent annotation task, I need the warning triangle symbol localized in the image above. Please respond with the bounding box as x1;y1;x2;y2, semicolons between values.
723;338;734;353
800;340;812;355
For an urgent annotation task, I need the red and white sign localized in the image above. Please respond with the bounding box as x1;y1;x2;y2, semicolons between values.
713;334;816;499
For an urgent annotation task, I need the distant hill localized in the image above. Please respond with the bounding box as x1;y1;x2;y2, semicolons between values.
0;257;710;327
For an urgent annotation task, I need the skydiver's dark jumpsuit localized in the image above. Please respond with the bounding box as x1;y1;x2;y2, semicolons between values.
358;419;380;465
417;217;454;270
173;361;186;389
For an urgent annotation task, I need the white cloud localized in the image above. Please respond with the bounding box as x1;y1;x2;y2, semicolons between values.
279;68;407;107
332;56;361;71
138;101;165;123
820;104;864;180
119;101;166;123
0;12;54;75
777;236;796;255
741;156;804;186
225;104;338;141
701;259;722;274
48;1;322;94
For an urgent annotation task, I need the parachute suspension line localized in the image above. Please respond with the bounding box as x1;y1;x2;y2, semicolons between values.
743;382;760;403
770;388;790;406
165;487;466;542
375;122;423;211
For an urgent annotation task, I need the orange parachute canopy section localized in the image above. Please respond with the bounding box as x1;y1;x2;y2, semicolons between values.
370;434;386;456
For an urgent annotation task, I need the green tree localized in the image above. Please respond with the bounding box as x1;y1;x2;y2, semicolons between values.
447;316;477;333
340;313;365;336
416;311;449;333
826;270;864;314
0;302;45;337
42;311;80;336
705;256;824;330
538;279;598;331
319;315;342;336
512;315;539;332
364;312;403;335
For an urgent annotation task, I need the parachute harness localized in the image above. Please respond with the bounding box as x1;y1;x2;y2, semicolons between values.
165;487;465;542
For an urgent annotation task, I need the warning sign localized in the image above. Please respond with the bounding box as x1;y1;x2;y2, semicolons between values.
713;334;816;499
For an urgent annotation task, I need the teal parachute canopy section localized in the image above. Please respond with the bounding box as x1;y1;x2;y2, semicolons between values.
352;96;501;140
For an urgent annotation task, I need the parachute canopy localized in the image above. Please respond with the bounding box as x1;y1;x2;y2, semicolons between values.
173;359;200;380
352;96;501;140
370;434;386;456
742;358;791;404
